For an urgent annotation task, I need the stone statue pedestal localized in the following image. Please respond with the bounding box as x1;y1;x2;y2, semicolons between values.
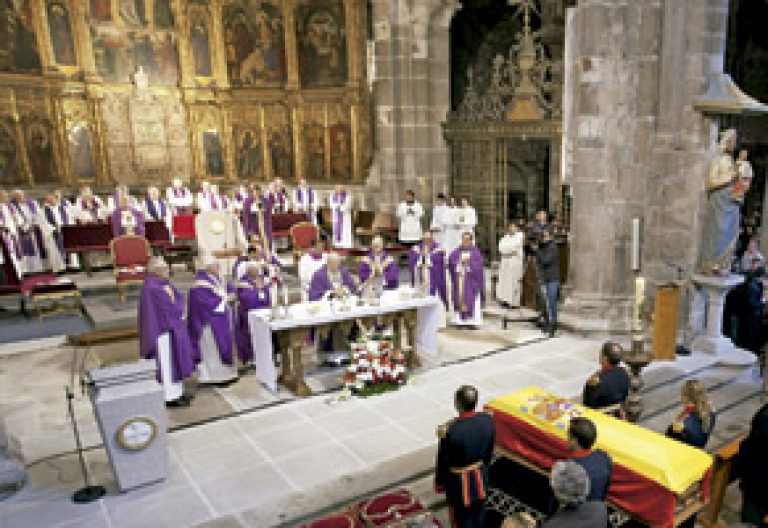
690;274;756;366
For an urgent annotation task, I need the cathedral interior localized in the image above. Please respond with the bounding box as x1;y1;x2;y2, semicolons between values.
1;1;768;527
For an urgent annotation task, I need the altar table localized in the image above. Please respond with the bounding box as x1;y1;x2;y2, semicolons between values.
248;292;440;395
486;387;713;527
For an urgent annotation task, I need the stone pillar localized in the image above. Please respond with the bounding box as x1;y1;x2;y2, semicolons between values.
561;0;730;335
367;0;458;213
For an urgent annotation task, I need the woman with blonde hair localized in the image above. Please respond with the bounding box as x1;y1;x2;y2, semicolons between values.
666;379;716;449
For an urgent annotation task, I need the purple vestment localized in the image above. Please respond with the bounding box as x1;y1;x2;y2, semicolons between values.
294;186;315;221
358;250;399;290
144;198;168;221
234;276;271;362
242;193;274;247
409;242;447;305
187;272;235;365
331;191;347;243
110;207;146;236
308;265;357;301
139;275;198;383
448;246;485;320
9;199;44;259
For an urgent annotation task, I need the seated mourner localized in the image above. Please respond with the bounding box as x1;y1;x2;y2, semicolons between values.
567;417;612;502
666;379;716;449
582;341;630;412
542;459;608;528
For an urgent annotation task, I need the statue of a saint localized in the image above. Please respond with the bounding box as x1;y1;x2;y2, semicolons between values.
698;129;753;275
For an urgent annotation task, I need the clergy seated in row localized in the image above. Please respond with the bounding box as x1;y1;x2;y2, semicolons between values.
299;238;327;301
232;238;282;281
39;193;67;272
111;195;146;237
166;178;194;214
75;186;106;223
234;262;272;368
242;187;274;249
309;252;357;301
330;184;353;249
187;256;238;386
144;186;172;231
139;257;197;407
582;341;630;414
9;190;45;274
358;236;399;292
448;232;485;327
567;417;612;502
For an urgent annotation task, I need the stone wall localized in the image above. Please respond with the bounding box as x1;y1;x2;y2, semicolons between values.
367;0;458;212
561;0;727;334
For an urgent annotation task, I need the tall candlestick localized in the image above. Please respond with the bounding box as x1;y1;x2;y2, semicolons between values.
631;218;642;272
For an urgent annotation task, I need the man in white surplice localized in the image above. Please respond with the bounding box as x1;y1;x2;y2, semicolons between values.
298;238;327;301
396;190;423;246
497;222;524;307
187;256;238;386
430;193;450;249
329;184;353;248
455;196;478;240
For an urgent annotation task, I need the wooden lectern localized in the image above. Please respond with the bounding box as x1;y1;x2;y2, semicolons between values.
652;282;682;361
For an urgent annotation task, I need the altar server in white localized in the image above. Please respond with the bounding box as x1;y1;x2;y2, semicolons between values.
196;181;213;211
455;196;478;241
330;184;353;248
187;256;238;386
396;190;424;245
443;197;461;256
430;193;450;249
298;238;327;301
497;222;524;307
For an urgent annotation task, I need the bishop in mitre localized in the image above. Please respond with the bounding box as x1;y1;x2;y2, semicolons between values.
187;256;238;386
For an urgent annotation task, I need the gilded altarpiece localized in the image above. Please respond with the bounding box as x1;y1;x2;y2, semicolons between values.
0;0;371;190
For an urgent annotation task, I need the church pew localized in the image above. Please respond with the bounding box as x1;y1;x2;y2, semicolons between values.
697;436;745;528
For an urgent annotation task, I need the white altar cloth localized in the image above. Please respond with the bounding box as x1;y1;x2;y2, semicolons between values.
248;291;441;392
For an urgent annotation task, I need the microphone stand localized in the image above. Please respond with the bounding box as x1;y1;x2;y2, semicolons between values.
65;386;105;504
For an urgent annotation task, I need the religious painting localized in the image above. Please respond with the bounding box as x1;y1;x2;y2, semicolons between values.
47;1;77;66
303;124;325;180
202;130;224;176
329;124;351;180
268;126;293;180
90;0;112;22
153;0;174;29
235;127;263;180
92;26;178;85
119;0;147;28
91;27;132;82
0;0;41;73
296;1;347;88
189;11;212;77
223;1;286;87
0;124;21;185
67;123;97;181
25;121;55;183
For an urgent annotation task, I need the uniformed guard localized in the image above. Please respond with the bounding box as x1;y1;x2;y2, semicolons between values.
435;385;495;528
567;417;612;502
582;341;630;413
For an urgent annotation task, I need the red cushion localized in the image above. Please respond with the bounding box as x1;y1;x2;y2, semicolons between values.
172;215;196;240
19;273;58;294
112;236;149;267
292;223;319;250
300;512;362;528
357;489;426;526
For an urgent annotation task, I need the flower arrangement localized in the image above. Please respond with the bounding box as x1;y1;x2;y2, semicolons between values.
343;333;408;397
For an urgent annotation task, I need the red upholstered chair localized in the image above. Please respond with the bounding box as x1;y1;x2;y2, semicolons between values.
290;221;319;265
299;512;363;528
356;489;439;527
110;235;150;303
172;214;196;240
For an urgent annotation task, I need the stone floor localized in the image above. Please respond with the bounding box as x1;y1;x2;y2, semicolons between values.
1;322;764;528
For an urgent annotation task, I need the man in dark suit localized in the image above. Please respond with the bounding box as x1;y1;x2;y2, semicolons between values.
435;385;495;528
542;460;608;528
583;341;630;412
568;417;612;502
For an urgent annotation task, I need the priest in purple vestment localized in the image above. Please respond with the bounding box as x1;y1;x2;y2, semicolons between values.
409;230;447;305
358;235;399;290
111;196;146;236
139;258;197;406
232;239;283;280
448;232;485;327
9;189;44;273
308;253;358;301
242;186;274;250
234;262;272;365
187;256;239;385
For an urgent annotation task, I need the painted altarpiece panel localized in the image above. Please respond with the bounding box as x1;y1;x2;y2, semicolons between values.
0;1;42;73
295;0;347;88
0;122;22;185
46;0;77;67
24;119;56;183
188;3;212;78
264;104;292;181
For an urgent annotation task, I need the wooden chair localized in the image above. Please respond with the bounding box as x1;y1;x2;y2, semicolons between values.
290;222;319;265
354;210;376;244
109;235;150;303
